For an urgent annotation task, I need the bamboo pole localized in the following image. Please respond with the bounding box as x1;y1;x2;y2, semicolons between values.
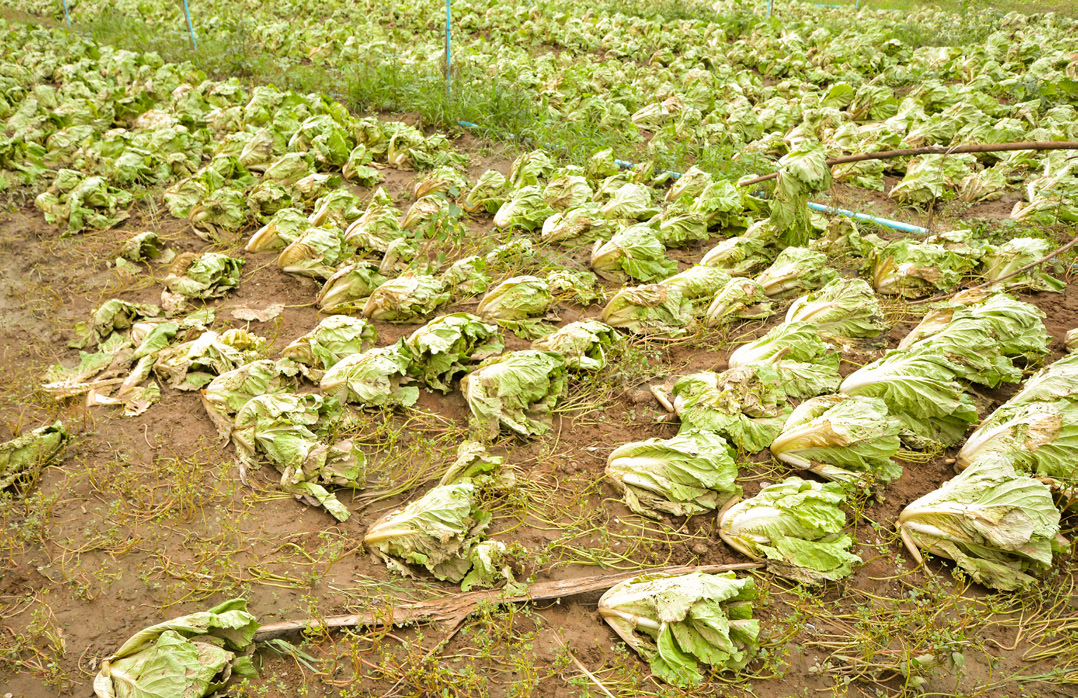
253;561;763;641
737;141;1078;188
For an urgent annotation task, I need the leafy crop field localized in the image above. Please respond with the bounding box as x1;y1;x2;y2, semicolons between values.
1;0;1077;696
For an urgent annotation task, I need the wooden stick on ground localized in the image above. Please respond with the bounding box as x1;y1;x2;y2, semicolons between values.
909;234;1078;306
737;141;1078;187
253;561;762;642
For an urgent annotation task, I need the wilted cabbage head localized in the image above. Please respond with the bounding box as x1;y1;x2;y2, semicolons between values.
319;342;419;408
546;269;604;306
245;208;310;252
316;262;389;312
540;203;616;246
379;237;419;277
585;148;621;181
770;142;833;248
343;148;384;187
590;224;676;283
665;166;714;203
460;350;568;439
164;252;244;299
441;256;490;298
200;359;300;436
717;477;861;584
493;185;554;231
308;189;364;229
531;320;620;371
704;278;774;327
690;180;747;229
92;598;259;698
700;236;771;277
868;239;979;298
593;173;632;202
543;174;593;210
276;226;349;280
600;183;659;220
770;394;903;486
404;313;504;392
678;361;788;441
655;209;708;248
728;321;841;398
413;165;468;199
477;276;552;322
439;440;516;492
364;482;489;582
754;247;838;298
245;180;293;221
605;429;740;518
400;194;450;232
785;277;887;339
259;151;312;186
602;284;693;336
597;571;758;687
983;237;1065;293
189;187;247;241
839;347;980;449
660;265;731;302
897;455;1063;591
508;149;555;189
153;329;265;391
119;231;174;264
281;316;377;372
463;170;509;215
362;273;450;323
343;188;403;253
0;421;71;493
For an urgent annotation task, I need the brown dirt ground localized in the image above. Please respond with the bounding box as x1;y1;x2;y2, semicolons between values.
1;163;1077;698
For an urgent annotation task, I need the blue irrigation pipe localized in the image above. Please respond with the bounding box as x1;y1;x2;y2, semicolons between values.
766;0;774;17
445;0;452;99
455;122;925;235
615;159;682;180
182;0;197;51
60;0;72;29
807;202;928;234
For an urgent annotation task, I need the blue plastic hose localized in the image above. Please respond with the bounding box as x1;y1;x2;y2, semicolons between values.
807;202;928;234
60;0;72;29
182;0;197;51
614;159;682;180
456;122;924;235
766;0;774;17
445;0;452;99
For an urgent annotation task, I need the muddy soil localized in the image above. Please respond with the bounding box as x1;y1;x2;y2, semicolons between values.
1;165;1077;698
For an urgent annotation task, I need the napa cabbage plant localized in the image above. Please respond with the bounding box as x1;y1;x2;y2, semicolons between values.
718;477;861;583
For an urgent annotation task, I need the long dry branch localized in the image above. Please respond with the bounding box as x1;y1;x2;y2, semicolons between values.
909;233;1078;305
737;141;1078;187
253;561;762;641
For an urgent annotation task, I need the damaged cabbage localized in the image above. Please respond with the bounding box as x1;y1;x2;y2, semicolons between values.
403;314;504;392
461;350;568;440
718;477;861;583
605;430;740;518
531;320;620;371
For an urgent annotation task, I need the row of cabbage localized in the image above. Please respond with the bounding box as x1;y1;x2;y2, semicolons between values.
12;0;1077;218
0;19;460;236
1;9;1074;694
